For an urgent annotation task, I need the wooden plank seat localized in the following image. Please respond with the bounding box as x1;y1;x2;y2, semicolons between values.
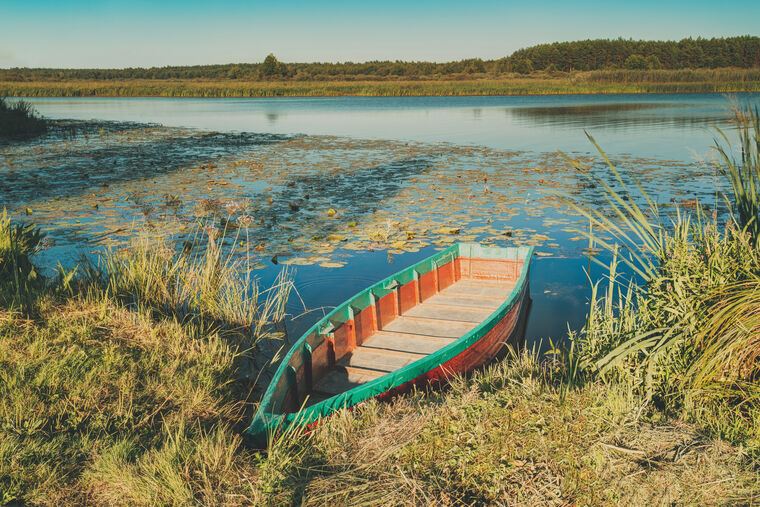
307;277;516;405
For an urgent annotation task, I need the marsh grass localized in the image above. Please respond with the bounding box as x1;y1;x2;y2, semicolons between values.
0;209;45;312
0;221;291;505
84;226;290;341
565;107;760;452
714;107;760;243
2;68;760;98
0;97;47;138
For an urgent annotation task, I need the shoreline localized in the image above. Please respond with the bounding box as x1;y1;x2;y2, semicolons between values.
3;73;760;98
8;89;760;99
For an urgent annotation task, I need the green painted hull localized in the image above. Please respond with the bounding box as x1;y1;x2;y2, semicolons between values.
247;243;533;446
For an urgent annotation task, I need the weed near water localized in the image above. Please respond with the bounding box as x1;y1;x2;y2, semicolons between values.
0;97;47;138
0;225;291;505
0;209;46;312
568;108;760;453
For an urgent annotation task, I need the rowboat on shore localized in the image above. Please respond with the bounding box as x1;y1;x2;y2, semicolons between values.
247;243;533;445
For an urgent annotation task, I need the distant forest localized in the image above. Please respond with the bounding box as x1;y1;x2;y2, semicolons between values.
2;36;759;81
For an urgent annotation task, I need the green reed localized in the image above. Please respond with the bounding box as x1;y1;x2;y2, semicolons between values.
0;97;47;138
565;107;760;450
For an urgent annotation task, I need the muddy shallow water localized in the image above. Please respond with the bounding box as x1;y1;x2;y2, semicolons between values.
4;93;760;346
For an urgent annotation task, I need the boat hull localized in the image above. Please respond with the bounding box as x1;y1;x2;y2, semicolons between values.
247;243;533;446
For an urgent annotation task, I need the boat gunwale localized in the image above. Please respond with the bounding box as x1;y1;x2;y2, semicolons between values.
246;243;533;440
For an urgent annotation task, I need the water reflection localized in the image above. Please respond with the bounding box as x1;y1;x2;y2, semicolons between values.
508;102;728;131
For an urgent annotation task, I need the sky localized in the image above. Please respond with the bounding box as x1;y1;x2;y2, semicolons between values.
1;0;759;68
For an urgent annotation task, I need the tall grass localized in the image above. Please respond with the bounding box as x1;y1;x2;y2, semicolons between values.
714;107;760;243
0;219;292;505
2;68;759;97
85;228;290;341
567;107;760;449
0;97;47;138
0;209;45;311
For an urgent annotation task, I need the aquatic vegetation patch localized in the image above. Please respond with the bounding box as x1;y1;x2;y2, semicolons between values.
0;122;723;273
0;98;47;139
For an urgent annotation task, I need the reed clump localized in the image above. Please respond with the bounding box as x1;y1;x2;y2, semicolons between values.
0;209;45;311
0;97;47;138
568;107;760;452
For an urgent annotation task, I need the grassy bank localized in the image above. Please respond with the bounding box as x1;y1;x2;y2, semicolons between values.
2;68;760;97
0;224;291;505
567;110;760;450
2;286;757;505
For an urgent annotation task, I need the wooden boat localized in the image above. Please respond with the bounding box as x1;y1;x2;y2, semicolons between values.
247;243;533;445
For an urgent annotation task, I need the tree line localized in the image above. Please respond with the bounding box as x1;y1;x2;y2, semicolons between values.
1;36;758;82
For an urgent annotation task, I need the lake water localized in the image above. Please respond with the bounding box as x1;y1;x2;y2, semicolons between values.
27;93;758;158
6;93;760;347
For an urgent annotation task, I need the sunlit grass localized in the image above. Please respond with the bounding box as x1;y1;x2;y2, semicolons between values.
565;107;760;452
2;68;760;97
0;221;291;505
255;349;758;505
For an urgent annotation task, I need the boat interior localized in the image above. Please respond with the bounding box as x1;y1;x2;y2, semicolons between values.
271;244;528;413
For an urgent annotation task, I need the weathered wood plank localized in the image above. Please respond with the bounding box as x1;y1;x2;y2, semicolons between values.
403;303;492;323
382;315;475;338
314;366;384;396
457;278;516;288
441;281;514;298
362;330;454;355
340;347;426;373
424;293;502;309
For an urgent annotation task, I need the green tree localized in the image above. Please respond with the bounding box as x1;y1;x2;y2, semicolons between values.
261;53;281;78
624;54;648;70
464;58;487;73
227;65;242;79
512;58;534;74
645;55;663;70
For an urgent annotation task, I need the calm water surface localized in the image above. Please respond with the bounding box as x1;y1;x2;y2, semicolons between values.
14;93;760;345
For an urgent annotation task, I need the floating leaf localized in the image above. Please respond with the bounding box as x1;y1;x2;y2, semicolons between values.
319;261;345;268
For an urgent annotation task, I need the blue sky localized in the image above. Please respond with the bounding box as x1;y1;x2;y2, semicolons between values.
2;0;759;68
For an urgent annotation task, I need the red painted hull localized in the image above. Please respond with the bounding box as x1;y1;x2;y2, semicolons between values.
249;244;533;446
377;280;528;400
